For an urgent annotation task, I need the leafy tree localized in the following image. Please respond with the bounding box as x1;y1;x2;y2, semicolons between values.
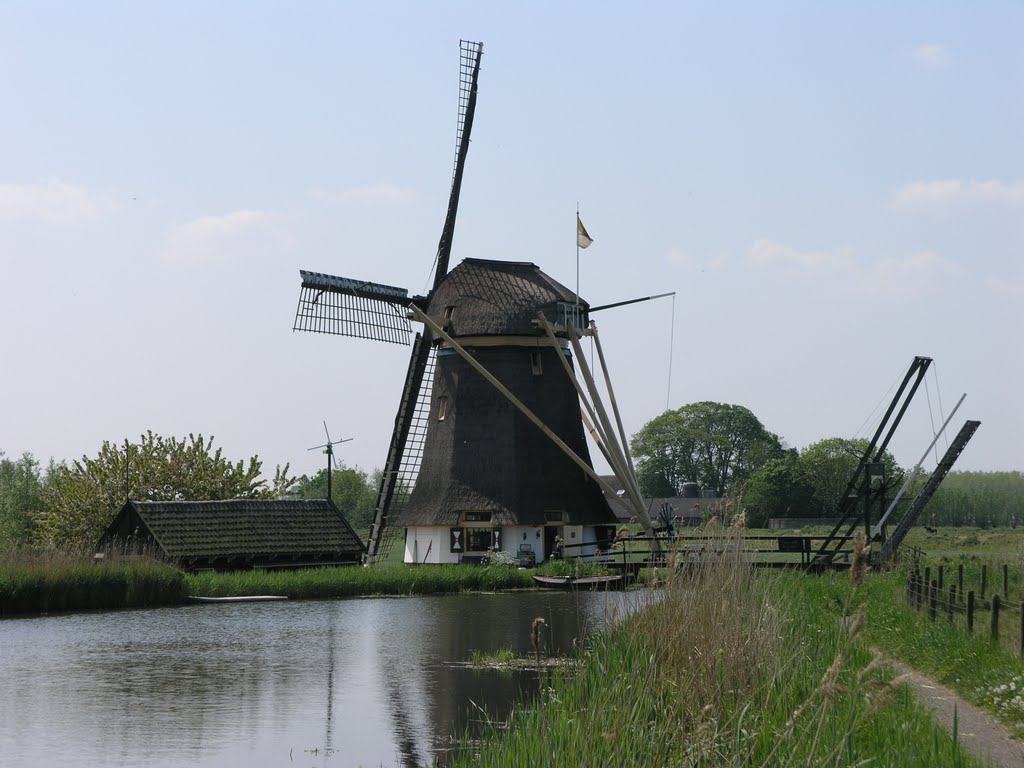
740;451;818;527
631;402;783;497
38;432;296;547
0;451;46;546
290;463;377;530
797;437;901;515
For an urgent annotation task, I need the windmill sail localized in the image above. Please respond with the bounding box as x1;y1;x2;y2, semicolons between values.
367;40;483;561
292;41;484;562
432;40;483;286
293;270;413;345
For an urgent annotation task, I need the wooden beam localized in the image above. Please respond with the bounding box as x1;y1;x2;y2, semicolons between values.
564;324;658;549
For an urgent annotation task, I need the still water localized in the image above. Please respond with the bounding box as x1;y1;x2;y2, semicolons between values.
0;590;642;768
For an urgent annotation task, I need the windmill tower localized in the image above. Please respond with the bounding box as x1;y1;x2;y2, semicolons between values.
293;41;624;564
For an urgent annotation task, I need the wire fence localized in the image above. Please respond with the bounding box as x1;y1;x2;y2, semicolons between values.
906;563;1024;656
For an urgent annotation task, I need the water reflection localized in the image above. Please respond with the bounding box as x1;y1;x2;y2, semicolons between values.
0;590;645;767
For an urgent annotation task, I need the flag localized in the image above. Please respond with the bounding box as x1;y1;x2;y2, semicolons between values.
577;215;593;249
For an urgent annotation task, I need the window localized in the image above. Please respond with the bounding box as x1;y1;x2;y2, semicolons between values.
466;527;497;552
530;351;543;375
444;305;456;321
437;395;448;421
464;511;492;523
544;510;565;523
556;302;588;330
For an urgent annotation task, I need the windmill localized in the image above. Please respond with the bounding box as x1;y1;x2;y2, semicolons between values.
293;41;656;564
307;421;352;503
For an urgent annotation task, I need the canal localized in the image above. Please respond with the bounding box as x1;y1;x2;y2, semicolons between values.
0;589;643;767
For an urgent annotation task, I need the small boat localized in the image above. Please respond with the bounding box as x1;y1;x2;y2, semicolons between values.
532;574;622;590
188;595;289;603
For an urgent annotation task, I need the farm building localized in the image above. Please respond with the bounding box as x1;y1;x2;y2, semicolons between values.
601;476;710;528
96;499;365;571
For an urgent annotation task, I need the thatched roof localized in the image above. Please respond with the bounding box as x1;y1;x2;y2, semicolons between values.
100;499;365;565
428;259;587;337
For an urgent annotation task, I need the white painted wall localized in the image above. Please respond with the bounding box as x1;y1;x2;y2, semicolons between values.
404;524;608;564
405;525;547;564
404;528;458;565
501;526;544;564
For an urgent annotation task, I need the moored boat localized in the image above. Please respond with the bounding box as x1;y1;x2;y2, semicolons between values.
532;574;622;590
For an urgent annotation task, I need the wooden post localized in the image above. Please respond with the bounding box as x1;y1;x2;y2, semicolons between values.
1003;563;1009;598
958;563;964;600
967;591;975;634
982;564;988;598
938;564;944;590
991;594;1001;641
924;566;931;600
906;572;914;605
916;572;924;610
929;581;938;621
947;586;955;623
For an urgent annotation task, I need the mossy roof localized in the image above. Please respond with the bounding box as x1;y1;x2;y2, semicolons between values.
108;499;365;560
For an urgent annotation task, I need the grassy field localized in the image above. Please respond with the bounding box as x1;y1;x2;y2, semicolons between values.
456;535;984;767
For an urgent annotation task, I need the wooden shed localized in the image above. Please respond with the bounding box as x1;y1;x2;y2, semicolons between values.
97;499;365;571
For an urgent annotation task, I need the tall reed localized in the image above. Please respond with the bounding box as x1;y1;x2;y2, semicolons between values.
185;563;535;599
0;547;186;616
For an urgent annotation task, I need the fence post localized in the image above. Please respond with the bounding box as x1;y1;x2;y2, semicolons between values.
1003;563;1009;598
906;572;915;605
958;563;964;600
925;566;931;594
938;565;945;590
982;564;988;598
929;581;938;621
991;594;1001;641
947;586;954;623
916;571;924;610
967;591;975;634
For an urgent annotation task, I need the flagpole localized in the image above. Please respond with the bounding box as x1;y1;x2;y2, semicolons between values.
575;202;580;308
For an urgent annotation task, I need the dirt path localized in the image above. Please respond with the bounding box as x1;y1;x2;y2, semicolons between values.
887;659;1024;767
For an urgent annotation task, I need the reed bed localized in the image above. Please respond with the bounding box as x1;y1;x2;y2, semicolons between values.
457;528;981;767
185;563;535;599
0;549;186;616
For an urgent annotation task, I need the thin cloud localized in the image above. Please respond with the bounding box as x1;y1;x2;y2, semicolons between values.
891;179;1024;208
989;277;1024;299
339;183;418;204
749;238;851;271
866;251;956;285
0;178;117;224
163;209;279;262
916;44;947;67
750;240;955;297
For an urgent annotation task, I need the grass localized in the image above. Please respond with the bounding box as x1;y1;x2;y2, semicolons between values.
0;548;187;616
185;562;535;599
853;566;1024;739
455;531;983;767
469;647;518;667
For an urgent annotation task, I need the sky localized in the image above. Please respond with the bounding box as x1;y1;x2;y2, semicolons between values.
1;2;1021;484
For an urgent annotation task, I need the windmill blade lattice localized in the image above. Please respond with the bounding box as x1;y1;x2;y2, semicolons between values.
293;270;413;345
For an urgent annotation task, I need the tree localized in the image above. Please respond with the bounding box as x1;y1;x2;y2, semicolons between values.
38;432;296;547
290;463;377;531
797;437;902;515
740;452;817;527
0;451;46;547
631;402;783;497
